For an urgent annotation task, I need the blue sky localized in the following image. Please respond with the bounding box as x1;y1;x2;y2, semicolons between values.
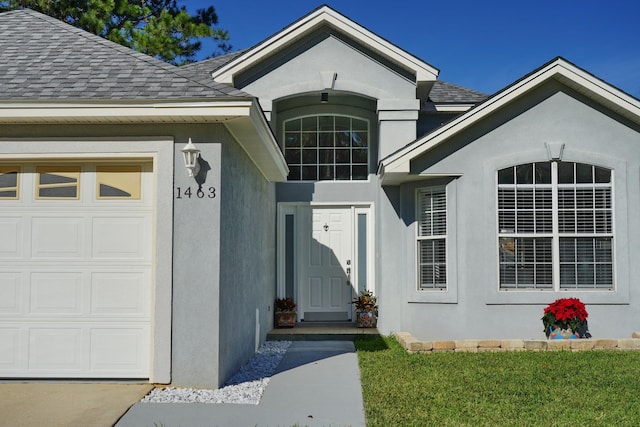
187;0;639;97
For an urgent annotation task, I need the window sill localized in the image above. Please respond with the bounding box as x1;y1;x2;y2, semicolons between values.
485;289;629;305
408;288;458;304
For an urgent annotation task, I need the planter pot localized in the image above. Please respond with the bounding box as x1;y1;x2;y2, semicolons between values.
355;310;377;328
548;325;579;339
275;311;296;328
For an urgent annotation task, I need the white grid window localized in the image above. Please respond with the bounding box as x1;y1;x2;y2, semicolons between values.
283;115;369;181
417;187;446;290
498;161;613;290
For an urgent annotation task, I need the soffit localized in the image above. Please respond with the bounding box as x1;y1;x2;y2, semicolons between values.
0;99;289;182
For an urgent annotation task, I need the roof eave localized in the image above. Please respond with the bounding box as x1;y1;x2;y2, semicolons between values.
0;98;289;182
0;98;256;122
380;58;640;185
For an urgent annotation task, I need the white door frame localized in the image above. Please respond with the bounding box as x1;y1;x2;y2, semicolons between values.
276;202;374;322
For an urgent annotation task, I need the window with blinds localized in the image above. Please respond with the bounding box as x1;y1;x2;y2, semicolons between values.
417;187;446;290
497;161;613;290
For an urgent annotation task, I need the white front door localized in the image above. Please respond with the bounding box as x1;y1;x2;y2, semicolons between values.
299;207;354;321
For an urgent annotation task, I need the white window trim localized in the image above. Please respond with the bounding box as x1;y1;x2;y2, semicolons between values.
497;161;614;291
407;180;458;303
282;114;370;182
416;187;447;290
484;151;629;305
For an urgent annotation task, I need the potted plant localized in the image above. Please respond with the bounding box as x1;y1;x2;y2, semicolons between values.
541;297;591;339
352;290;378;328
274;297;297;328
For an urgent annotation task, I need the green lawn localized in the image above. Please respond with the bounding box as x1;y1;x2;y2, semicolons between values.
355;336;640;426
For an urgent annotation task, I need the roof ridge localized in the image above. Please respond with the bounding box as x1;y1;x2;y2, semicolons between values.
182;49;248;72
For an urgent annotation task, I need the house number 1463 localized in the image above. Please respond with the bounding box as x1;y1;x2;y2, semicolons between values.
175;186;216;199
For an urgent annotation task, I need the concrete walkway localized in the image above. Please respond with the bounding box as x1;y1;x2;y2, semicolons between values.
0;382;153;427
117;340;366;427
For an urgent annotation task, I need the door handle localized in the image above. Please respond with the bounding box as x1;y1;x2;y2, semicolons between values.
346;259;351;286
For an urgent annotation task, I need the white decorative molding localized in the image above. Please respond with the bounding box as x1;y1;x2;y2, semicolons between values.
545;142;565;161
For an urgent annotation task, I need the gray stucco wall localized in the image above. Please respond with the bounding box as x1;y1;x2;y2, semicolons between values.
217;128;277;386
240;32;416;107
383;83;640;341
170;129;224;389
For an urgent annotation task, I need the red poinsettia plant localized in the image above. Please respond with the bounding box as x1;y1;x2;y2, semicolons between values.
542;298;591;338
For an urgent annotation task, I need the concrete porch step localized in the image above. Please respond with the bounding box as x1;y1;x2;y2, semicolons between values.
267;321;380;341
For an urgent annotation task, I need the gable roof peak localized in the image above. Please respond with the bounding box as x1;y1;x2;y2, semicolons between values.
380;56;640;184
211;5;439;86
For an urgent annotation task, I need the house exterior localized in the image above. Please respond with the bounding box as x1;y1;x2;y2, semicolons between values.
2;6;639;388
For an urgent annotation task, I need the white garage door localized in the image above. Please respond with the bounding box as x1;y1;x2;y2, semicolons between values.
0;162;153;378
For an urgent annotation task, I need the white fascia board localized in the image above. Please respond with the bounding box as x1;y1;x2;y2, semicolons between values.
212;6;438;85
381;58;640;178
224;99;289;182
432;104;476;112
553;64;640;122
0;100;260;123
0;99;289;182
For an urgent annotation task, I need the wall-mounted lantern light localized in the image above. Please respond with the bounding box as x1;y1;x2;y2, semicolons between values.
320;92;329;103
181;138;201;177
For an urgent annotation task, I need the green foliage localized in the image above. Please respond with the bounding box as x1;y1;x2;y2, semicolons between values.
352;290;378;311
0;0;230;64
355;336;640;426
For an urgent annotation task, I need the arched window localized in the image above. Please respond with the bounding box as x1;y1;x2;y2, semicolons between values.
283;115;369;181
497;161;613;290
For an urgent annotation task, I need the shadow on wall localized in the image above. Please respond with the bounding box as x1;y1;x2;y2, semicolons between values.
194;156;212;187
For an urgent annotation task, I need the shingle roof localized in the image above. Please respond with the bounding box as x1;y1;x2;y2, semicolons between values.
180;50;247;83
427;81;488;104
0;9;250;100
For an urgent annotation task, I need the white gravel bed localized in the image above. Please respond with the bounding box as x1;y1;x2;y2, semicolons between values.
141;340;291;405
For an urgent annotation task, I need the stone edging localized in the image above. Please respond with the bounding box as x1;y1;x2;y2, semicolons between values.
395;331;640;353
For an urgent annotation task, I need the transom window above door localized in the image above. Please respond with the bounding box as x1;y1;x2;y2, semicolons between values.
283;115;369;181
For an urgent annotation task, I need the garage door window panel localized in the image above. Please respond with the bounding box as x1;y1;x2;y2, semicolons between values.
0;167;19;199
36;166;80;199
96;165;142;199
